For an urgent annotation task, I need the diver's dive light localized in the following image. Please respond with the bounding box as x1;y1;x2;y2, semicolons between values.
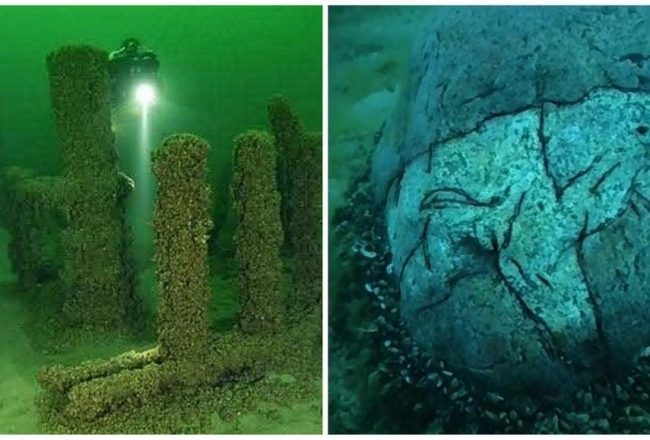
108;38;160;109
134;83;156;108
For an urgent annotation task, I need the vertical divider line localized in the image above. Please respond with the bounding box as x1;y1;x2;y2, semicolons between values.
322;2;330;435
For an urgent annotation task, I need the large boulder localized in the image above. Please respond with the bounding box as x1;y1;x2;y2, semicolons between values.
376;6;650;398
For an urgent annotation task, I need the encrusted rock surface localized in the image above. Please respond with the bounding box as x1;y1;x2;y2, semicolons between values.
372;6;650;197
386;87;650;397
47;45;138;329
374;6;650;398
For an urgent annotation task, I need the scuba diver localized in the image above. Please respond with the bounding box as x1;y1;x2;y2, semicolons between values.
108;38;160;108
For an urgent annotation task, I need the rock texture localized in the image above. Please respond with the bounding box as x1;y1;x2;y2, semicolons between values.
152;134;212;362
232;131;285;334
47;45;137;329
373;6;650;198
290;132;323;312
379;7;650;397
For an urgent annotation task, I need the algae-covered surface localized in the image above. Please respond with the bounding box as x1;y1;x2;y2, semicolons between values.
0;229;321;434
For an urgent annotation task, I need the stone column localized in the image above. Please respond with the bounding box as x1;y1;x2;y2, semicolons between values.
268;96;302;249
152;134;211;361
47;45;135;329
290;133;323;311
1;168;63;289
231;131;284;334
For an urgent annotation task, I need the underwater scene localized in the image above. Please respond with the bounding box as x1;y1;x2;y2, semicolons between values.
329;5;650;434
0;5;322;434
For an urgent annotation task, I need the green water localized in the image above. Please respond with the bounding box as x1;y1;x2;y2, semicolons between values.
0;5;321;434
0;6;321;173
0;5;321;266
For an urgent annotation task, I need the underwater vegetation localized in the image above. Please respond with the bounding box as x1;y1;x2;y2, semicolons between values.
1;43;322;434
330;6;650;434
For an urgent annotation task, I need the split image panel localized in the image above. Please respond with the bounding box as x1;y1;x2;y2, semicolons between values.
0;5;322;434
3;1;650;436
329;5;650;434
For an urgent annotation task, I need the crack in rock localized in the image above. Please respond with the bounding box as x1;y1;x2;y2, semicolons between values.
386;88;650;397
